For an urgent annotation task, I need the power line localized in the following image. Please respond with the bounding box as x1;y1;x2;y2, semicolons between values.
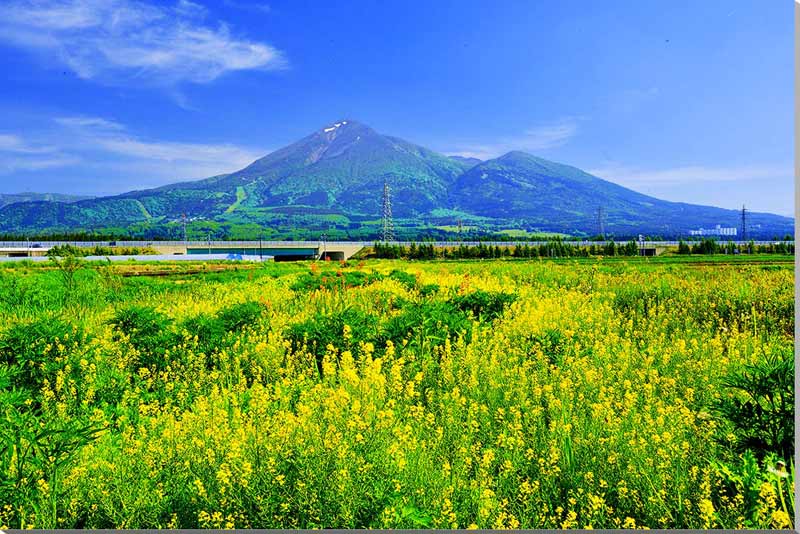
382;179;394;242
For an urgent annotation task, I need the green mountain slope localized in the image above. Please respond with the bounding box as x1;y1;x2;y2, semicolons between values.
450;151;789;235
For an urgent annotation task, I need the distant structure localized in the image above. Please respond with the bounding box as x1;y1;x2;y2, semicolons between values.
689;224;737;237
596;206;606;239
741;205;747;242
382;179;395;242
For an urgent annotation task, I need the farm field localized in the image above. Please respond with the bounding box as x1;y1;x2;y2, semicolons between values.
0;256;794;529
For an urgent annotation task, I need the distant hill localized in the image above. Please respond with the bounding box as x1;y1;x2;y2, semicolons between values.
0;120;792;239
0;192;92;209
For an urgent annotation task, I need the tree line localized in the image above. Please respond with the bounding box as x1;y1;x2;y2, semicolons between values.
677;239;795;255
373;239;643;260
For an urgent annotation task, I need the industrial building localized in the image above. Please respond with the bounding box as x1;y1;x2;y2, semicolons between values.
689;225;737;237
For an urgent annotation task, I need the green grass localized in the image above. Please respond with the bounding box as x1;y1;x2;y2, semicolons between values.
224;186;248;214
133;200;152;220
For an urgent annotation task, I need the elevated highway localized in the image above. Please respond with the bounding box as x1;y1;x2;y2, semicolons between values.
0;240;792;261
0;241;365;260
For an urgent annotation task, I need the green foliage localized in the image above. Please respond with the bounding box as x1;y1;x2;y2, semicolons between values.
528;328;568;366
0;318;80;391
379;301;471;349
417;283;440;298
180;302;269;358
291;270;384;292
108;307;175;370
180;314;226;356
387;270;418;290
711;451;795;529
217;301;268;332
48;244;85;258
48;244;158;257
0;270;51;312
48;247;85;306
285;308;378;374
691;238;720;255
449;290;517;321
0;368;104;529
716;348;794;461
94;258;123;295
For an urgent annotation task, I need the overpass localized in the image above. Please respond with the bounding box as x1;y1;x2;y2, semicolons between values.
0;240;792;260
0;240;365;261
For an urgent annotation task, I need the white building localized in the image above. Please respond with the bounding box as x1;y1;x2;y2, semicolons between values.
689;225;737;237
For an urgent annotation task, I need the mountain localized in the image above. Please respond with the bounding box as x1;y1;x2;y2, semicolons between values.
0;120;792;239
143;119;471;217
447;151;779;235
0;192;92;209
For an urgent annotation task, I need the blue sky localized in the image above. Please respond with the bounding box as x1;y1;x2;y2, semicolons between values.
0;0;793;215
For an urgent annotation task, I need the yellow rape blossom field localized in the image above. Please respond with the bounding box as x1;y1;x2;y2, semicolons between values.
0;256;794;529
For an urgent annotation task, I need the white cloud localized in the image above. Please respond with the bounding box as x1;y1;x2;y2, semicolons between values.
588;162;794;215
0;0;286;86
521;120;580;151
0;116;266;189
0;154;82;173
0;134;58;154
588;163;791;187
0;133;76;172
445;117;582;160
54;116;125;131
55;114;265;171
223;1;271;14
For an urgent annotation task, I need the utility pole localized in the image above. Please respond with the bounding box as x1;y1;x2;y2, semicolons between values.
382;179;394;242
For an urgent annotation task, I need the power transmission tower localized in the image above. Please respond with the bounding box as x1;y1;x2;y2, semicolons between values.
741;204;747;243
596;206;606;240
382;179;394;242
182;213;187;244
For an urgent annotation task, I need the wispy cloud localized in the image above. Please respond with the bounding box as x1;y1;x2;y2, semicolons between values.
588;162;794;215
446;117;582;160
588;163;791;187
0;133;80;172
55;115;265;175
0;0;286;86
0;152;82;173
0;134;58;154
0;116;266;190
223;0;271;14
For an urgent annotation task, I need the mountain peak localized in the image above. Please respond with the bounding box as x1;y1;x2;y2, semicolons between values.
498;150;535;161
319;119;370;133
321;119;352;133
